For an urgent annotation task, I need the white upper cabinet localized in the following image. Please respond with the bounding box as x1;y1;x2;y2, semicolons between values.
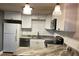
45;15;53;30
52;4;77;32
4;11;21;20
22;15;32;29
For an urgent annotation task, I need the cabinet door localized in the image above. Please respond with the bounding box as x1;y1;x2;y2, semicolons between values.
55;16;65;31
52;4;65;31
22;15;31;29
45;15;52;29
4;12;21;20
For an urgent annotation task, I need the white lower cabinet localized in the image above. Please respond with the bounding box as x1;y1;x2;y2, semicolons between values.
30;39;45;48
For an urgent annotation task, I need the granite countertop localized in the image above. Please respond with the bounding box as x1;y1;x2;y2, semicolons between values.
20;35;55;39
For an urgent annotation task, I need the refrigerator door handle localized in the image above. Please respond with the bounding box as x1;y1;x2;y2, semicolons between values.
15;28;17;41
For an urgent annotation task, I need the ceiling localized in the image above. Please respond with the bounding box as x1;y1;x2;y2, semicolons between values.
0;3;55;15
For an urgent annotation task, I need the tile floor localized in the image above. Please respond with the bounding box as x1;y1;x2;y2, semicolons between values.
1;44;79;56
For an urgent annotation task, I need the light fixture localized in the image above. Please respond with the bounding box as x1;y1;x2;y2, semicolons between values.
53;3;61;16
23;3;32;15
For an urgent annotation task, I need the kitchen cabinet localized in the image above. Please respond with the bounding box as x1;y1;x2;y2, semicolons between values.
53;4;77;32
4;11;21;20
31;15;46;20
22;15;32;29
45;15;53;30
30;39;46;48
3;23;21;52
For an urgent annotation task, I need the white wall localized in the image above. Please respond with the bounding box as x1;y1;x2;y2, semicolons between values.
0;11;3;51
74;4;79;40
